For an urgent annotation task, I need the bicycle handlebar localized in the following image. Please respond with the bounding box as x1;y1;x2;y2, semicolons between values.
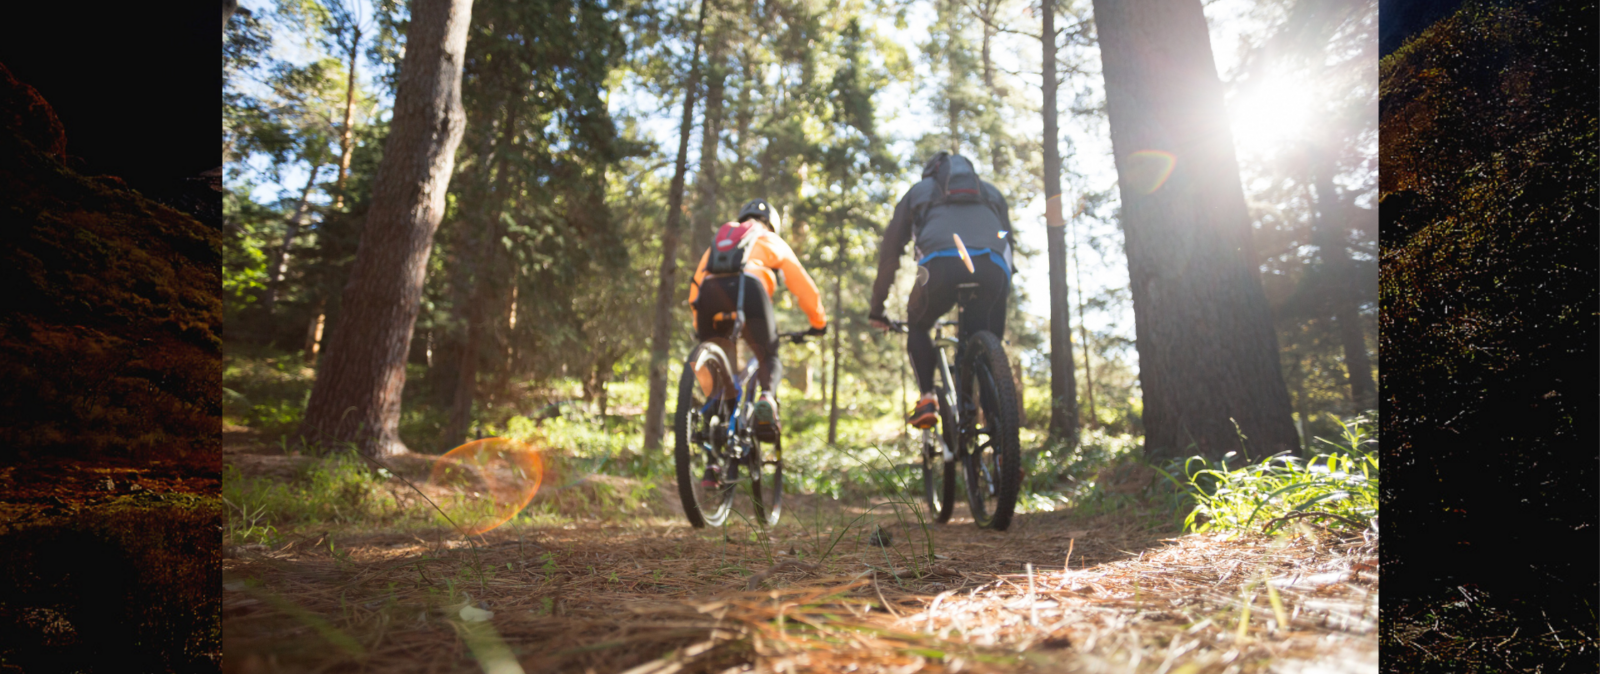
876;318;957;334
779;330;813;345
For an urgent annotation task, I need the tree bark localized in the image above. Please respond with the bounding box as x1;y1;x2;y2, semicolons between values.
691;47;727;266
1042;0;1078;445
827;231;844;444
1072;214;1096;428
304;297;326;366
334;24;363;210
263;164;323;314
297;0;474;458
1309;146;1376;413
1092;0;1298;461
443;106;518;449
980;0;1006;178
643;0;710;453
431;114;504;409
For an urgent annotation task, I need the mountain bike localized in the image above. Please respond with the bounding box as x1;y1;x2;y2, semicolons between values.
887;282;1022;530
673;301;813;529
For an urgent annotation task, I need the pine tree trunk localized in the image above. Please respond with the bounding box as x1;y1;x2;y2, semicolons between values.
1042;0;1078;445
1072;218;1096;427
692;46;726;260
334;26;363;210
443;107;518;449
434;119;502;408
263;164;323;315
297;0;474;458
1310;147;1376;413
643;0;710;453
304;297;326;366
1092;0;1298;461
827;256;843;445
981;0;1006;177
1291;362;1310;456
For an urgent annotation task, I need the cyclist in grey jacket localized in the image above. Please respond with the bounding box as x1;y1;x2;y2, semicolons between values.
869;152;1014;428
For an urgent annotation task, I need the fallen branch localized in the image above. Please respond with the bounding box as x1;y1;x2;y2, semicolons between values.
1262;511;1367;532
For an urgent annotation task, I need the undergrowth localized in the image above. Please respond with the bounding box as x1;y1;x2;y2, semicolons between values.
1161;415;1378;536
223;348;1377;552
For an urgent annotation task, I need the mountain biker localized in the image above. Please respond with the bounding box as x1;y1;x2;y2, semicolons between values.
689;198;828;445
868;152;1013;429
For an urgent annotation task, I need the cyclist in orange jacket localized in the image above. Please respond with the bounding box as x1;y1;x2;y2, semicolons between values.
689;199;828;442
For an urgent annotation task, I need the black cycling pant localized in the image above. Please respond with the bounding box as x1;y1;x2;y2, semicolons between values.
694;273;781;398
905;256;1009;394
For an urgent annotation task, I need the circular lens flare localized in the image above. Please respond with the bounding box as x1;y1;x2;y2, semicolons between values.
429;438;544;535
1124;150;1177;195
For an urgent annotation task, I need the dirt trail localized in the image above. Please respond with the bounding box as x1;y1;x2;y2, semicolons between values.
221;441;1377;674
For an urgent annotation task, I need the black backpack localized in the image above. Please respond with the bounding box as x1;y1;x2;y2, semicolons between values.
705;220;759;275
916;153;1006;234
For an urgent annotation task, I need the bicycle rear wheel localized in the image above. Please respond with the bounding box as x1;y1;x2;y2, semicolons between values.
920;385;957;524
674;343;738;528
958;331;1022;530
749;433;783;527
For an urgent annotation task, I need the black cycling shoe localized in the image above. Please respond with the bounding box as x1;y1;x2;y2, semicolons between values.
752;393;780;442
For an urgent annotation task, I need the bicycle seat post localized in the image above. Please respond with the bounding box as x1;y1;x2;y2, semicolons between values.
955;282;979;339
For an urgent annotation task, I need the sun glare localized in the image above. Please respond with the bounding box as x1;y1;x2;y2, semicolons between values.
1229;74;1316;160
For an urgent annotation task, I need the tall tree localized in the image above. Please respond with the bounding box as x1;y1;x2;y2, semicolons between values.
1041;0;1078;444
276;0;374;210
442;104;518;447
1307;143;1375;412
643;0;711;452
262;163;325;313
1070;199;1095;427
1091;0;1298;461
297;0;475;457
827;221;844;444
329;1;372;210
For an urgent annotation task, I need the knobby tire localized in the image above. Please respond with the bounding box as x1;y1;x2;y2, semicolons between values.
959;331;1022;530
674;343;737;528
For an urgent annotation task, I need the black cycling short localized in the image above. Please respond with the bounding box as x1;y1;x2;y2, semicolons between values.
693;273;782;396
905;255;1009;393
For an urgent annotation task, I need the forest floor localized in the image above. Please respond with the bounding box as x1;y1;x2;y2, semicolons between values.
220;428;1377;674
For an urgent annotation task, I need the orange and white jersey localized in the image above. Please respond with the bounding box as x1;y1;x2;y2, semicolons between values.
688;229;827;330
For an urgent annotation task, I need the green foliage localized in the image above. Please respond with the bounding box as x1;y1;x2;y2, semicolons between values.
223;453;407;541
1163;415;1378;536
224;346;318;440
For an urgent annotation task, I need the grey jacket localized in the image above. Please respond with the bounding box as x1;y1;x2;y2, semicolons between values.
868;164;1012;317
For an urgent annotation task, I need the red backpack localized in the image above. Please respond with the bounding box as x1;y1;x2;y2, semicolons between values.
706;221;759;275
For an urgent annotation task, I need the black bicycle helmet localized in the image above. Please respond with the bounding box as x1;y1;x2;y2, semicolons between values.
736;198;781;234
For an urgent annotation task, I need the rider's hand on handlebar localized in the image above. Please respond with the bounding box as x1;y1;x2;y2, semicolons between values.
806;325;827;337
869;314;893;332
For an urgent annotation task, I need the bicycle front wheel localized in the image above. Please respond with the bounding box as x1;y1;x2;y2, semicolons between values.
674;343;738;528
957;331;1022;530
749;433;783;527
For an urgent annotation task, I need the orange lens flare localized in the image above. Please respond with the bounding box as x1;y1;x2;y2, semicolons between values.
429;438;544;535
1124;150;1177;195
952;234;975;274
